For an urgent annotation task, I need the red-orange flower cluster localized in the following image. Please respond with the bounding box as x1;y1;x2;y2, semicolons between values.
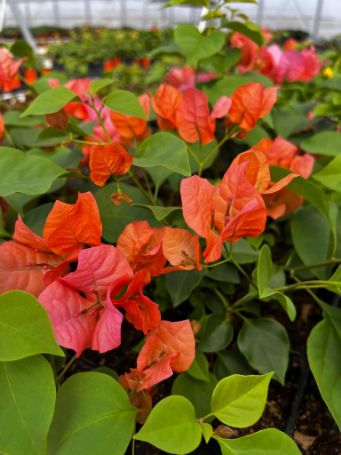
0;48;23;92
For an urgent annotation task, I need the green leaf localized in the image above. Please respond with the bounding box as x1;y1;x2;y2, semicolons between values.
29;147;81;169
148;43;183;59
172;373;217;418
21;88;75;117
271;107;313;138
204;49;241;75
206;263;240;284
205;76;252;104
238;318;290;384
300;131;341;157
308;318;341;429
214;350;252;379
0;147;65;196
0;291;64;361
165;269;202;307
290;205;331;279
0;356;56;455
211;373;272;427
132;204;181;221
174;24;225;66
270;167;330;221
95;182;157;243
134;395;202;454
187;351;210;382
232;238;259;264
135;132;191;177
11;40;34;60
257;244;296;321
104;89;146;119
89;78;113;95
145;166;173;190
4;110;41;127
188;140;218;173
242;125;269;146
200;422;213;444
225;21;265;46
216;428;301;454
34;128;68;147
48;372;136;455
313;155;341;192
198;313;233;352
23;203;53;235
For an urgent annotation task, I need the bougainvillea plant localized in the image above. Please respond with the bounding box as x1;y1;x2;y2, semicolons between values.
0;2;340;454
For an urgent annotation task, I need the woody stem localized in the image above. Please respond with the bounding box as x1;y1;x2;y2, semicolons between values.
91;102;112;143
128;170;154;205
198;126;239;176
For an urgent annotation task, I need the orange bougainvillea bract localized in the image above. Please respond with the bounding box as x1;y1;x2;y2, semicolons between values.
89;142;133;186
229;82;278;132
181;161;267;262
176;88;231;144
43;192;102;258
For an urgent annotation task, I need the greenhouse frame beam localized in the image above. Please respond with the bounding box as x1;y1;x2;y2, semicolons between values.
6;0;38;51
312;0;324;39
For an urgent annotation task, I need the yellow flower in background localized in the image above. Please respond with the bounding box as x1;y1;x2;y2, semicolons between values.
322;67;334;79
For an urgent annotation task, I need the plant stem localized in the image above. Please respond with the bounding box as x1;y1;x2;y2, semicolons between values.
128;170;154;204
275;280;341;293
4;128;15;147
291;274;324;309
214;288;230;310
198;126;238;176
203;257;231;269
230;292;256;310
230;256;258;290
56;354;77;382
287;258;341;273
91;103;112;143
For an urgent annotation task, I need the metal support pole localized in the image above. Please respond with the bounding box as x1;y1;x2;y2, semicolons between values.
257;0;264;27
8;0;38;52
142;0;148;30
312;0;324;39
53;0;61;28
0;0;7;32
120;0;127;27
24;1;31;27
84;0;92;24
160;2;166;28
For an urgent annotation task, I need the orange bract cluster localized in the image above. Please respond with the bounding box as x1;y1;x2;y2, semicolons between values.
250;137;315;218
121;320;195;392
109;93;151;147
89;143;133;186
0;192;101;296
0;192;196;397
231;32;321;83
151;82;276;144
181;145;301;262
0;48;23;92
117;220;201;275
